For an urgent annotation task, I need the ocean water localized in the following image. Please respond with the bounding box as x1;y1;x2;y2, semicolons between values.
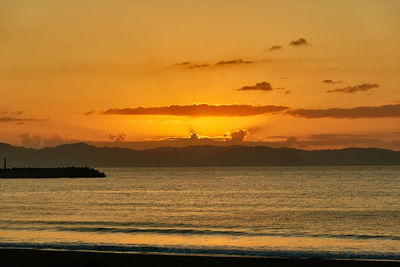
0;166;399;260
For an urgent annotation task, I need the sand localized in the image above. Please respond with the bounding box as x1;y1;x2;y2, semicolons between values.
1;248;399;267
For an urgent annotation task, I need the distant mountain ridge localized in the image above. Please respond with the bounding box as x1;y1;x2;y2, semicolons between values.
0;142;399;167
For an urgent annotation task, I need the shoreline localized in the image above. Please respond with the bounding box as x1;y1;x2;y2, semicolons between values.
1;248;399;267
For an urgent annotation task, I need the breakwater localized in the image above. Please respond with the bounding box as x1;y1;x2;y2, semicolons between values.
0;167;105;178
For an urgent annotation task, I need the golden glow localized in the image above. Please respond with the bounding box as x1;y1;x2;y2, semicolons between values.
1;1;400;149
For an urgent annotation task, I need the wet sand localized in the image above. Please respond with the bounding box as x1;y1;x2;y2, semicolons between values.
1;248;399;267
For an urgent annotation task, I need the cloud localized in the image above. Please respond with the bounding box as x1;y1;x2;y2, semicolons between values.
19;134;42;148
323;79;342;84
268;45;282;51
289;38;310;46
85;110;95;116
229;129;248;142
327;83;379;93
287;104;400;118
19;134;80;148
237;82;273;92
108;133;127;142
1;111;23;115
173;59;256;69
215;59;254;65
173;62;191;67
0;117;43;123
188;63;210;69
103;104;289;117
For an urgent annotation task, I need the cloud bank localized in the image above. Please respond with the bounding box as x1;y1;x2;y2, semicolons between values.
287;104;400;118
103;104;289;117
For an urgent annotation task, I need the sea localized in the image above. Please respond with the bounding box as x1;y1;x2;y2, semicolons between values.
0;166;399;260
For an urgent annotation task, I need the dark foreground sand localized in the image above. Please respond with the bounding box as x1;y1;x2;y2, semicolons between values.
1;249;399;267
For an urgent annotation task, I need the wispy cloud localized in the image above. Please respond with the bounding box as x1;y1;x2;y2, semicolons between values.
173;58;257;69
287;104;400;118
1;110;24;115
237;82;273;92
85;110;95;116
173;62;191;67
326;83;379;93
0;117;44;123
289;38;310;46
188;63;210;69
103;104;289;117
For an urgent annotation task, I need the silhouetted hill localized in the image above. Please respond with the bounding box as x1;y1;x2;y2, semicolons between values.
0;143;399;167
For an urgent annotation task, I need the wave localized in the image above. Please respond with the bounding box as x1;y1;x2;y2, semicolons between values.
0;241;399;261
1;220;400;241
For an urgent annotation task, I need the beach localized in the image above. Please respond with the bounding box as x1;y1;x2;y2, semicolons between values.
2;248;400;267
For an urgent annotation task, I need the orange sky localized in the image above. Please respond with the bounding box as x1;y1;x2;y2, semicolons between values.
1;0;400;150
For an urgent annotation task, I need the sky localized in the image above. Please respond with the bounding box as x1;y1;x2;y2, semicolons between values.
1;0;400;150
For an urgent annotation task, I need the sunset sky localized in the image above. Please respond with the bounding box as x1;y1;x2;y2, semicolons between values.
1;0;400;149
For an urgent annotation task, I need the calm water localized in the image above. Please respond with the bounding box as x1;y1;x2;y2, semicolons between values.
0;166;399;260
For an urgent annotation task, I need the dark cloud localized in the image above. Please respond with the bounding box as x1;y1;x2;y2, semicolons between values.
237;82;273;92
103;104;289;117
190;132;199;140
287;104;400;118
268;45;282;52
289;38;310;46
284;90;291;94
323;79;342;84
327;83;379;93
0;117;43;123
229;129;248;142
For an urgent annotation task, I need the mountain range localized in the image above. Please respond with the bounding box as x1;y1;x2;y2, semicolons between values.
0;143;399;167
